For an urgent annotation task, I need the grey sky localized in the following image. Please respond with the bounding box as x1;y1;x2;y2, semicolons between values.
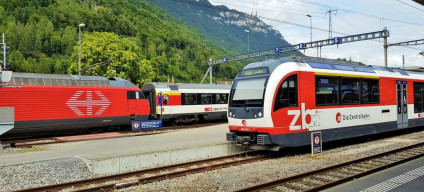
209;0;424;67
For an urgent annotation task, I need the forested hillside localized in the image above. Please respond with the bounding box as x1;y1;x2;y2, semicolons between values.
0;0;294;85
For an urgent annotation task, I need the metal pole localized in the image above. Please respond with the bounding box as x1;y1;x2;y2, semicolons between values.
78;26;81;76
245;30;250;54
248;32;250;54
307;15;312;43
384;35;388;67
2;33;6;70
78;23;85;76
209;65;212;84
402;55;405;67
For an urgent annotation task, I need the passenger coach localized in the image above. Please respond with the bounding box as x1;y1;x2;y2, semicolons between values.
226;57;424;150
142;83;230;124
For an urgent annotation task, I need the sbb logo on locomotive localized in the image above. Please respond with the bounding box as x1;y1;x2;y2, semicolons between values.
66;91;111;116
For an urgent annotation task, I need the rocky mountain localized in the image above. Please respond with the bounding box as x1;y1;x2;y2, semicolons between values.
147;0;296;55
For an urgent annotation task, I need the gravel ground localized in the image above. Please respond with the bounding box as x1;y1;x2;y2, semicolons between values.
0;129;423;191
121;130;424;192
0;157;98;191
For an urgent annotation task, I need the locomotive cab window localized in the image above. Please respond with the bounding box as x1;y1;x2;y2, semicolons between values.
316;77;339;105
274;75;298;111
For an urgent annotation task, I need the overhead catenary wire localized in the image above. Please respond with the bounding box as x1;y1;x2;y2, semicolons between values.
396;0;424;13
292;0;424;26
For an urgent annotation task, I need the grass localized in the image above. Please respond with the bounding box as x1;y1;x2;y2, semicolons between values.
19;146;45;153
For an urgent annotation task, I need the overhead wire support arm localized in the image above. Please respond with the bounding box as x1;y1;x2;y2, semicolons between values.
388;39;424;47
201;29;389;84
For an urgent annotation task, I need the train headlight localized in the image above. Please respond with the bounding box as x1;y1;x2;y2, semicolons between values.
254;114;258;118
229;112;233;117
258;112;262;117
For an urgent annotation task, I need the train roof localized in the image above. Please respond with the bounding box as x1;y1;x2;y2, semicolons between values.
240;56;424;79
0;72;137;88
142;82;231;91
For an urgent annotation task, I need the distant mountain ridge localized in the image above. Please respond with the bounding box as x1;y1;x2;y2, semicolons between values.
147;0;295;54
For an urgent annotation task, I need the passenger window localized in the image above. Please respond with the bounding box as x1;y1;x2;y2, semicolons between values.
414;83;424;113
184;93;197;105
316;77;339;105
201;94;212;104
362;79;379;104
341;78;360;104
215;94;228;104
274;75;298;111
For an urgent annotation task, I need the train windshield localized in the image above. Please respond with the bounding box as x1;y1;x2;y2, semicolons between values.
230;77;267;107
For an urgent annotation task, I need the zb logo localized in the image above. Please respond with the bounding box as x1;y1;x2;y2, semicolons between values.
336;112;342;123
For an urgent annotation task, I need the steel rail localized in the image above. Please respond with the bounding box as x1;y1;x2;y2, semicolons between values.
17;154;267;192
235;142;424;192
2;121;226;149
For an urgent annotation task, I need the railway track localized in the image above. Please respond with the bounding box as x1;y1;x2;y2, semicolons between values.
1;121;226;149
16;153;267;192
235;142;424;192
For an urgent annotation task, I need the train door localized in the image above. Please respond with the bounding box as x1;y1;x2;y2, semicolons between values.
142;90;156;117
127;91;138;115
396;81;408;128
158;92;170;117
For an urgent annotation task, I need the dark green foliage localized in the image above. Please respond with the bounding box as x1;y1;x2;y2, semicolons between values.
0;0;293;84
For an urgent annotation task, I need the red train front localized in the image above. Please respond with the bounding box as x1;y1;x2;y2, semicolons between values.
227;57;424;151
0;72;150;137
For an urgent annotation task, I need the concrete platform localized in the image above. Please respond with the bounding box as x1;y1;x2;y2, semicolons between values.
0;123;248;174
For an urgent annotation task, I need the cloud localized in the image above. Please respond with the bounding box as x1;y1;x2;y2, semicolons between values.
209;0;424;67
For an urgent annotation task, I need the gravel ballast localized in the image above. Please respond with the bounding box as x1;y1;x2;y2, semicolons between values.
0;129;423;191
122;130;424;192
0;157;98;191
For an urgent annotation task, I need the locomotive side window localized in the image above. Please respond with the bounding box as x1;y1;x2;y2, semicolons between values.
414;83;424;113
341;78;360;104
127;91;136;99
316;77;339;105
362;79;379;103
127;91;145;99
274;75;298;111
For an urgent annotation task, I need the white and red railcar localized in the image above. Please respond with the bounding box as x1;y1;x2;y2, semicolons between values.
141;83;230;124
226;57;424;150
0;72;150;137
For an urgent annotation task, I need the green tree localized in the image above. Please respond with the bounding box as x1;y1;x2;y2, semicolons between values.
69;32;155;86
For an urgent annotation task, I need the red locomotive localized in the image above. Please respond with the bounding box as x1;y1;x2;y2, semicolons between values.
0;72;150;137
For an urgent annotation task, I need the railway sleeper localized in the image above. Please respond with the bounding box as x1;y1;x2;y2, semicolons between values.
333;169;353;176
323;172;347;179
371;159;392;165
340;167;362;174
302;177;325;185
310;175;334;183
284;182;311;191
344;167;367;173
